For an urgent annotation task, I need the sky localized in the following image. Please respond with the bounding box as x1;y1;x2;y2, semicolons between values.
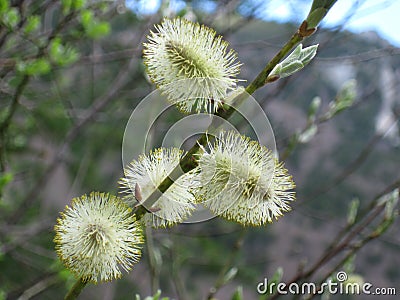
126;0;400;47
264;0;400;47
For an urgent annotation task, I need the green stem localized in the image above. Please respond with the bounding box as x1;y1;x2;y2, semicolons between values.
64;278;87;300
145;226;160;293
207;228;247;299
61;4;335;299
245;32;303;95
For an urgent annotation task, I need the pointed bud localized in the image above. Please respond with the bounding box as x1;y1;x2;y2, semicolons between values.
135;183;142;202
347;198;359;225
326;79;356;118
298;124;318;144
268;44;318;81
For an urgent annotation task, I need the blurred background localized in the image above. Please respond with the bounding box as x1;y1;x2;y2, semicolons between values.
0;0;399;299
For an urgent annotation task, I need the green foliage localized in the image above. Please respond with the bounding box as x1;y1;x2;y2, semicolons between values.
72;0;86;10
0;0;9;14
0;242;3;262
61;0;72;14
0;1;135;298
62;0;86;14
0;173;13;193
86;21;110;39
17;58;51;76
24;15;41;34
50;38;79;66
1;7;20;28
231;286;243;300
81;10;110;39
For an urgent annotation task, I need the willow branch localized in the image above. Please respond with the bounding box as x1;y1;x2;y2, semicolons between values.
134;7;336;215
134;19;316;218
64;278;87;300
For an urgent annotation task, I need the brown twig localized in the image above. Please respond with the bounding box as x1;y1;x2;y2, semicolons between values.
268;178;400;299
0;75;29;171
7;57;137;224
4;10;160;225
206;228;247;300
